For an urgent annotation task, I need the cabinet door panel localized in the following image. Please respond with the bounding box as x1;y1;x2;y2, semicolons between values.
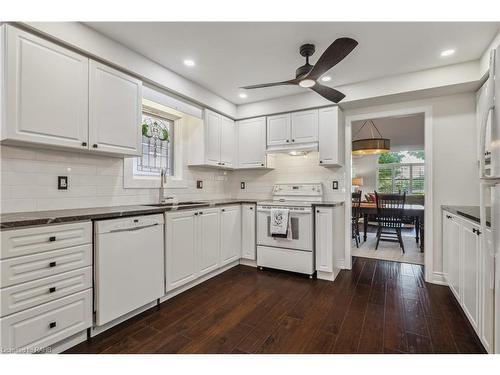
237;117;266;168
5;26;89;149
241;204;256;260
462;222;480;333
291;109;318;144
447;216;462;300
315;208;333;272
205;109;221;166
267;114;290;146
166;211;197;291
198;208;220;276
220;206;241;265
318;107;343;166
89;61;142;156
220;116;235;167
480;229;494;353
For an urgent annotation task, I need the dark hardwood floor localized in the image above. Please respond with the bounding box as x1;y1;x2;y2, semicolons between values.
65;258;485;354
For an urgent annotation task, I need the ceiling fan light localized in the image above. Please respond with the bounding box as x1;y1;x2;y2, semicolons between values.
299;79;316;88
352;138;391;155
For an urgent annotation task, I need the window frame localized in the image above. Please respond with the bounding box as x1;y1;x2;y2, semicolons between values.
376;162;425;194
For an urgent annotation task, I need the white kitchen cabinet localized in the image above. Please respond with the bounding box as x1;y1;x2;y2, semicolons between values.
318;106;345;167
89;61;142;156
461;219;480;333
220;116;235;168
237;117;267;168
315;207;333;273
2;26;89;150
241;204;256;260
197;208;220;276
267;113;291;146
165;210;198;291
1;25;143;157
291;109;318;144
189;108;236;169
480;229;494;353
443;212;462;300
220;205;242;266
314;204;345;281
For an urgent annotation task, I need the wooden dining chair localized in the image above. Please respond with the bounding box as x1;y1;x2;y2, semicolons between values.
352;191;362;248
374;191;406;253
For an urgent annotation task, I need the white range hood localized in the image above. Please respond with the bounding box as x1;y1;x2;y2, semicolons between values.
266;141;318;155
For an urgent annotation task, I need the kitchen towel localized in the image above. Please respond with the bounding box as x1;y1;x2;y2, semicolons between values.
270;208;291;238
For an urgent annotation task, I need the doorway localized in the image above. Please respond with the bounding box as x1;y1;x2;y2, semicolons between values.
344;106;434;281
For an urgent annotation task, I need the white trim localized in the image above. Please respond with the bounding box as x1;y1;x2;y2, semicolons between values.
345;105;434;283
432;271;447;285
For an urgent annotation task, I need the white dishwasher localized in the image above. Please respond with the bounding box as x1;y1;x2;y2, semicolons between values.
95;214;164;326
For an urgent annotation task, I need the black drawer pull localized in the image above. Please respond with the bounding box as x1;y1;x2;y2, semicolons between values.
319;160;323;164
317;210;320;213
81;142;87;147
49;261;56;268
49;287;56;293
92;144;98;148
261;163;264;166
49;236;56;242
199;212;203;215
249;207;253;210
49;322;56;329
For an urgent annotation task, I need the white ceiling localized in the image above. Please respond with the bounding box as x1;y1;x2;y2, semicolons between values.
352;113;424;151
85;22;499;105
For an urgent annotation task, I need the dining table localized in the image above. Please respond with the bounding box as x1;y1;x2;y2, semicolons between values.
355;202;425;251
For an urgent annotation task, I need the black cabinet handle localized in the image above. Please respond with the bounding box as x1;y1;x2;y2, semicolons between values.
286;140;289;143
49;287;56;293
194;212;198;216
81;142;87;147
199;212;203;215
446;215;452;219
49;261;56;268
261;163;264;166
319;160;323;164
316;210;320;213
292;139;295;142
249;207;253;210
222;209;225;212
92;144;98;148
49;322;57;329
49;236;56;242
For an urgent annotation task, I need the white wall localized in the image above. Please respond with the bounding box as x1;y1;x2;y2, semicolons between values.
228;152;346;202
344;92;479;279
352;155;378;195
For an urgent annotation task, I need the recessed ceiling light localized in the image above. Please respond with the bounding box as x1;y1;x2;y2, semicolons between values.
321;76;332;82
440;49;455;57
183;59;195;66
239;93;247;99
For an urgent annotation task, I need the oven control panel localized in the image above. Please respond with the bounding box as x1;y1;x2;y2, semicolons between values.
272;183;323;197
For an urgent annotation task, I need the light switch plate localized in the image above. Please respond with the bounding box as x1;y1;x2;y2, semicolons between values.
196;180;203;189
332;181;338;190
58;176;68;190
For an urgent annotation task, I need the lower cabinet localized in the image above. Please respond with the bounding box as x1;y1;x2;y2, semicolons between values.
165;205;243;292
220;206;242;266
241;204;256;260
165;210;198;291
442;209;493;352
314;204;345;280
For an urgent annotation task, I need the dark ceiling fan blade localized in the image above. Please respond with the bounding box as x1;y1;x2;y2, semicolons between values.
240;78;299;89
311;84;346;103
306;38;358;81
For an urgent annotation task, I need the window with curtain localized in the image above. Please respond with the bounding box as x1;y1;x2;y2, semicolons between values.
134;112;174;177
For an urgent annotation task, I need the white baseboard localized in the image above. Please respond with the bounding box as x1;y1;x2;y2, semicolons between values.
48;330;88;353
431;271;447;285
317;267;342;282
239;258;257;267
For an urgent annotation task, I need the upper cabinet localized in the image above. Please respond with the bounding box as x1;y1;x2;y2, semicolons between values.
2;26;89;150
1;26;142;157
266;109;318;149
318;106;345;167
89;61;142;156
237;117;267;169
189;108;235;169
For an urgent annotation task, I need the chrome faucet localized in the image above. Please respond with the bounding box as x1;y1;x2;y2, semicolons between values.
159;169;175;204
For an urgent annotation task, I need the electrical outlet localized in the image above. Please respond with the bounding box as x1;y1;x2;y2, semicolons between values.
196;180;203;189
332;181;339;190
240;182;246;189
58;176;68;190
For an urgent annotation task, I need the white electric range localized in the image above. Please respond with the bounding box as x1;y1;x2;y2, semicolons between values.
256;183;323;276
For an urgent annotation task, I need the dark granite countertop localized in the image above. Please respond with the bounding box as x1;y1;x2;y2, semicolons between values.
442;205;491;227
0;199;259;230
312;201;345;207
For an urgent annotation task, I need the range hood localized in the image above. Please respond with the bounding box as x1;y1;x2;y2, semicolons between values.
266;141;318;155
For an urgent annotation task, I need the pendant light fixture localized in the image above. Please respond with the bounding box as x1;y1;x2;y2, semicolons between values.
352;119;390;155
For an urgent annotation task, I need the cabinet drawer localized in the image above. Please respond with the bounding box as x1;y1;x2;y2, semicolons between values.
0;244;92;288
0;289;92;352
1;221;92;260
1;267;92;317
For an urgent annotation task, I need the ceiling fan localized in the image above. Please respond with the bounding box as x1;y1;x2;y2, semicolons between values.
241;38;358;103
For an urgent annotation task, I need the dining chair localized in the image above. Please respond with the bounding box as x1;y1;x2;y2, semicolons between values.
374;191;406;253
352;191;362;248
